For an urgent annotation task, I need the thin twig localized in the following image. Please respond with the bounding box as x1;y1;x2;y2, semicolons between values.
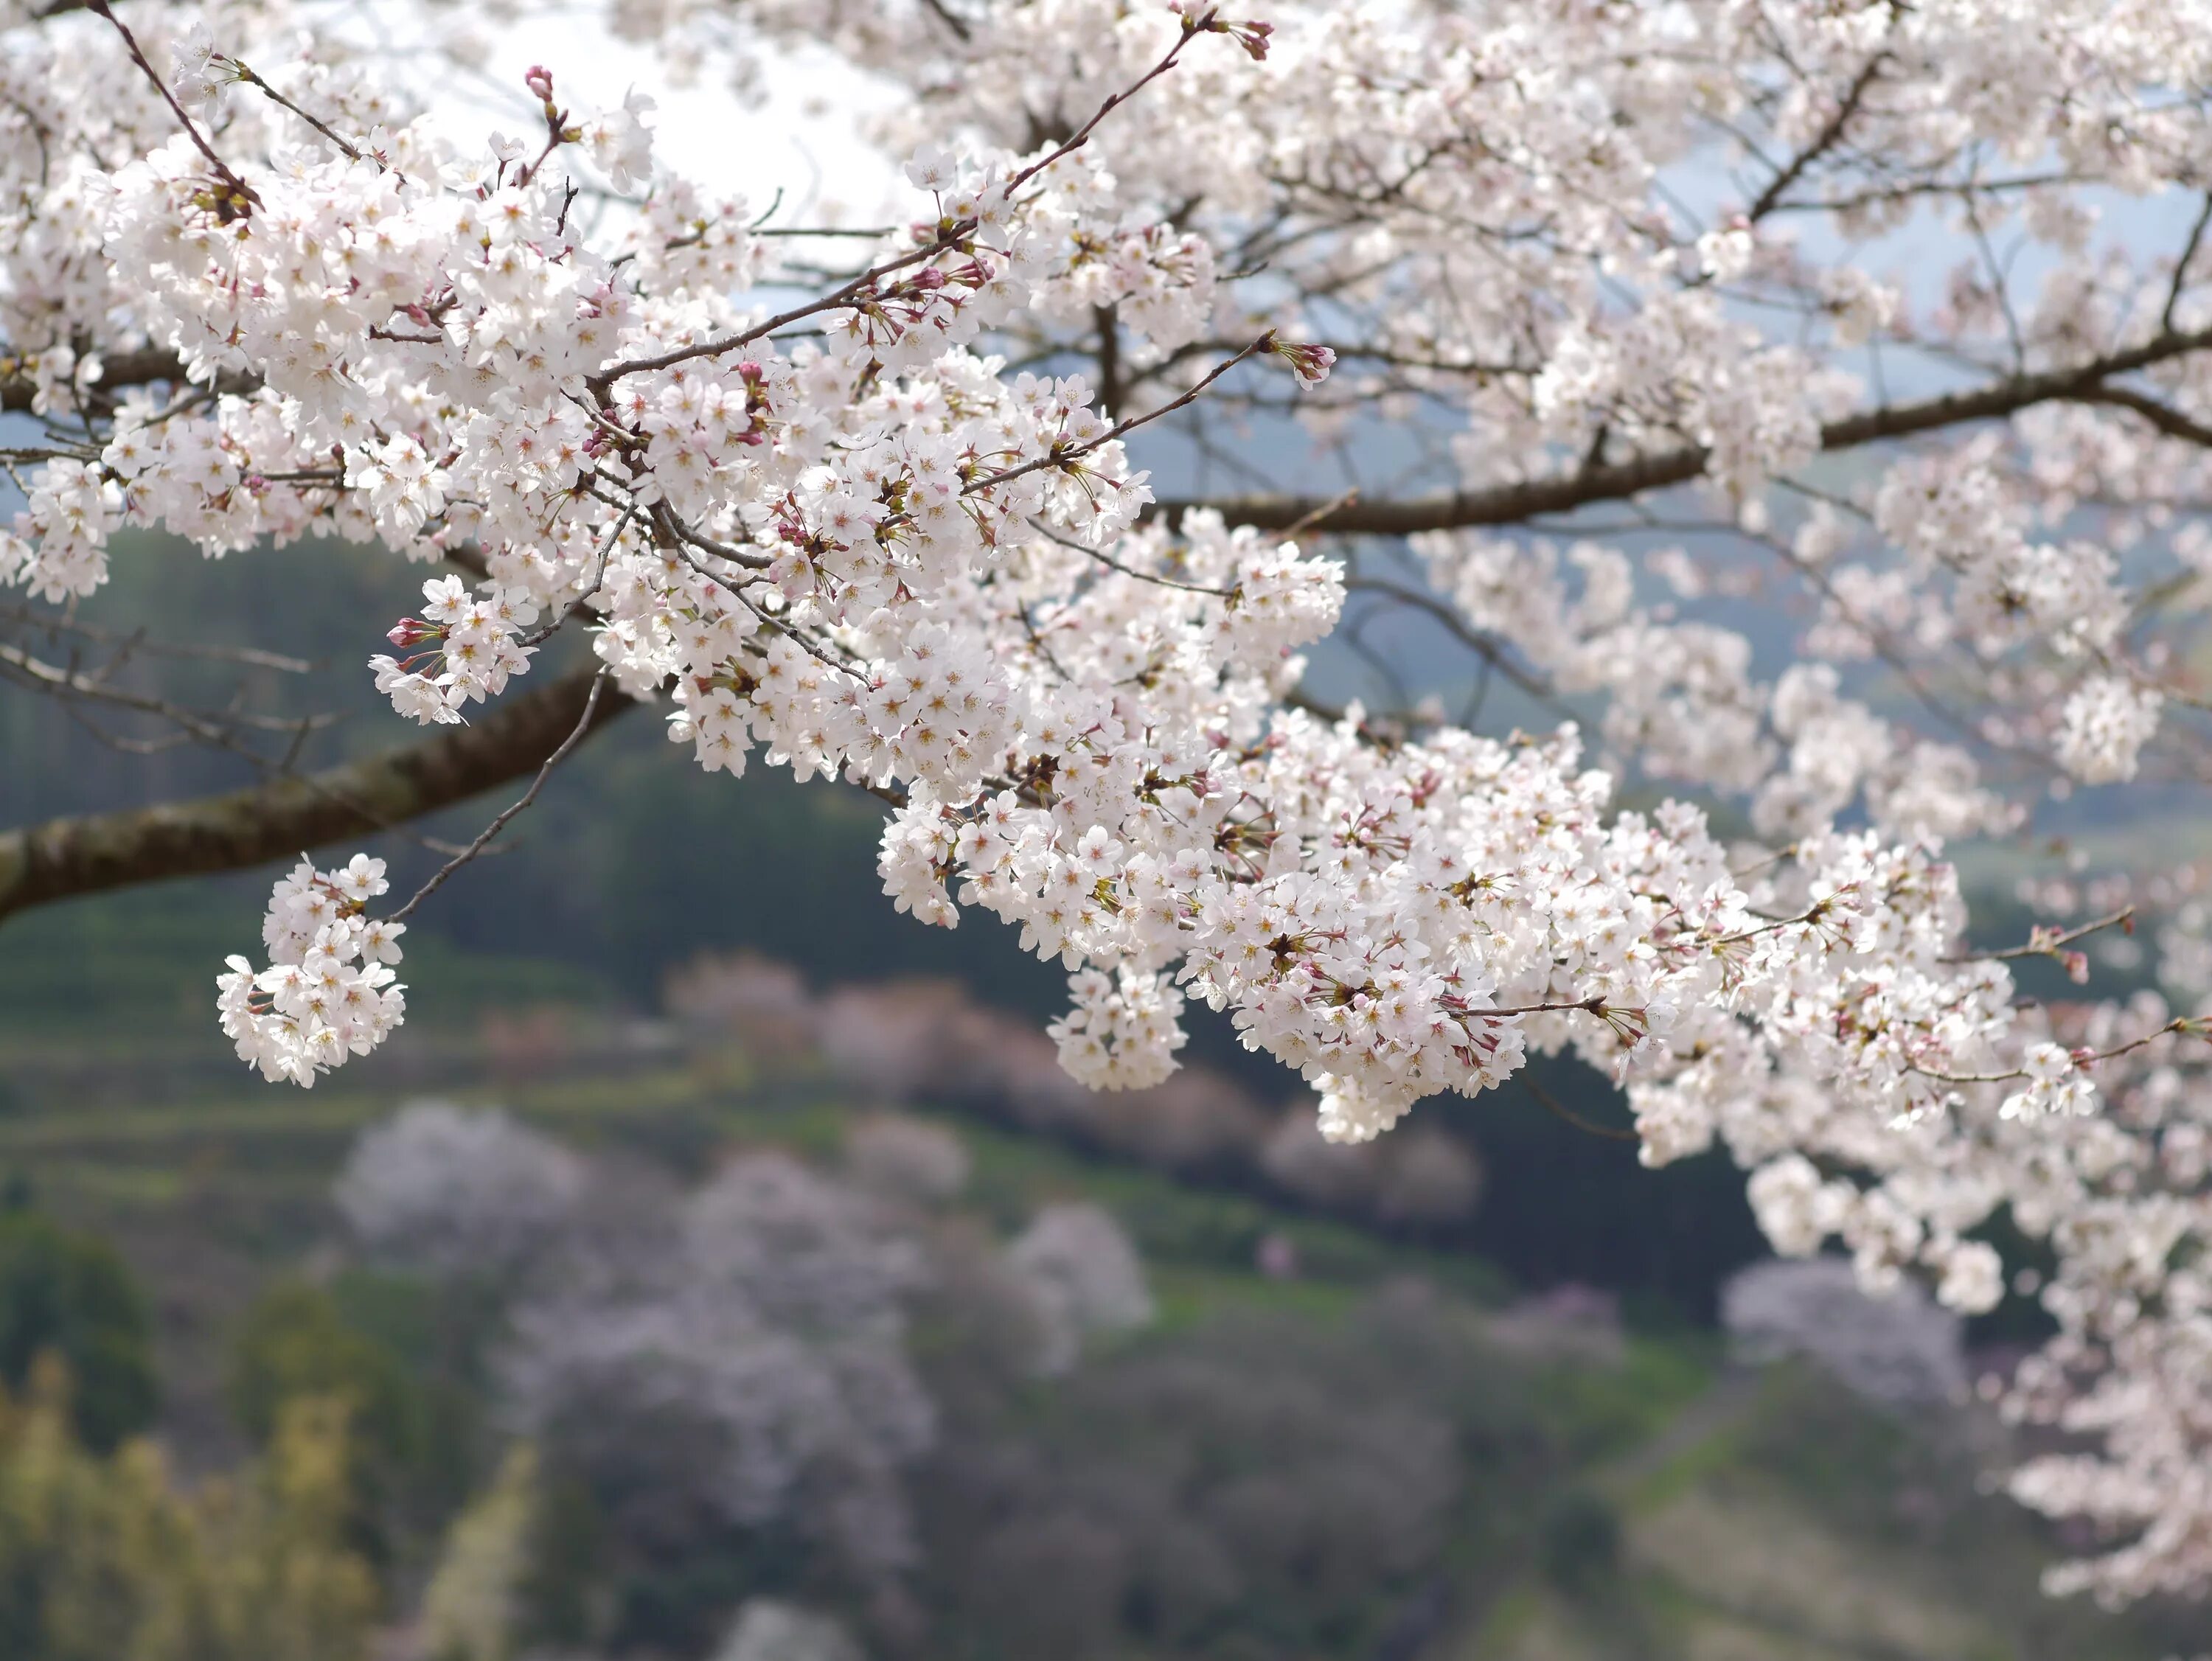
1026;517;1235;595
229;59;380;170
521;505;636;647
967;334;1275;500
388;667;609;922
1001;9;1216;197
1943;905;2135;967
1913;1019;2205;1087
1521;1072;1639;1143
1279;488;1363;540
2166;192;2212;334
1341;577;1557;702
0;603;316;672
86;1;260;212
1747;51;1886;221
588;18;1217;393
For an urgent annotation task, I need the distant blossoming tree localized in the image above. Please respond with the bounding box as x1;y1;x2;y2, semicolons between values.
335;1098;585;1277
9;0;2212;1600
1006;1200;1155;1373
340;1110;939;1585
497;1150;938;1582
1722;1256;1967;1410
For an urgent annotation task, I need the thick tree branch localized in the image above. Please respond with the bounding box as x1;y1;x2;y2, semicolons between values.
2077;385;2212;450
1150;326;2212;534
0;347;256;414
0;661;633;922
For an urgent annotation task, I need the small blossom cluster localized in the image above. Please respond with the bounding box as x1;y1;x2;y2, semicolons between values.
2056;675;2164;787
370;575;537;725
216;855;406;1086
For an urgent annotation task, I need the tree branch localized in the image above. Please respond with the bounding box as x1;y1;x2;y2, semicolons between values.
0;347;256;414
1747;51;1887;222
1149;326;2212;534
2076;385;2212;450
0;662;633;922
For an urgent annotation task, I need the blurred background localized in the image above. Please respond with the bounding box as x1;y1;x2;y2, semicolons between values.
1;534;2208;1661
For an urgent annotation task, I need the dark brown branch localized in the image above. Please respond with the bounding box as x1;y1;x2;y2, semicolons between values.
86;0;259;214
2076;386;2212;450
917;0;973;41
1747;52;1886;222
1093;303;1122;421
0;661;633;922
1149;326;2212;534
0;347;258;414
2165;192;2212;334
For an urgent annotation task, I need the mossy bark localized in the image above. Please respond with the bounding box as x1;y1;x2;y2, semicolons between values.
0;663;630;920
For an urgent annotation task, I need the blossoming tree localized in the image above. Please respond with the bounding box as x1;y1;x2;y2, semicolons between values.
5;0;2212;1603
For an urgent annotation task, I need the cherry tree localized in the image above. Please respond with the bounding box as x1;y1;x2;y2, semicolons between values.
5;0;2212;1603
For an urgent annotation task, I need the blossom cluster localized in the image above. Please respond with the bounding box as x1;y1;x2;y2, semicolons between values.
215;854;406;1085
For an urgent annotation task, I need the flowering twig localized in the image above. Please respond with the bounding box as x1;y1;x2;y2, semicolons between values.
1025;517;1236;595
1943;905;2135;978
86;1;260;218
1914;1017;2211;1087
964;334;1278;499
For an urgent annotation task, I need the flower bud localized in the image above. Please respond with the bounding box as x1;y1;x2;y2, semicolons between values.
1269;338;1337;389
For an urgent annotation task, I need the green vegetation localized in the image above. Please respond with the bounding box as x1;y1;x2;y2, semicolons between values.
0;1359;378;1661
0;1211;156;1453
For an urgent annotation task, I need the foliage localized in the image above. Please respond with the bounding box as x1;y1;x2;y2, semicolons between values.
917;1292;1534;1660
0;1211;156;1453
225;1279;422;1561
0;1082;2199;1658
1536;1489;1623;1598
420;1443;541;1661
0;1358;377;1661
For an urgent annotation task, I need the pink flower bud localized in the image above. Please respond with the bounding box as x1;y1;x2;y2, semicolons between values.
1269;338;1337;389
524;64;556;104
1227;18;1274;59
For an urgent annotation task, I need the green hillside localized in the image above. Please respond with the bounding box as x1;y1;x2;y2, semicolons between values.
0;1028;2193;1660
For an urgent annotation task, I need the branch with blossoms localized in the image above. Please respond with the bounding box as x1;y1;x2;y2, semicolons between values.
0;4;1323;1089
1941;905;2137;982
1147;322;2212;536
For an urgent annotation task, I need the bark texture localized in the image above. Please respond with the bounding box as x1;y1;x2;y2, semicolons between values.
0;662;631;921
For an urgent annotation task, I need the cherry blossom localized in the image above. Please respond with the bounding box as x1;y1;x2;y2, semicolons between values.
11;0;2212;1604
